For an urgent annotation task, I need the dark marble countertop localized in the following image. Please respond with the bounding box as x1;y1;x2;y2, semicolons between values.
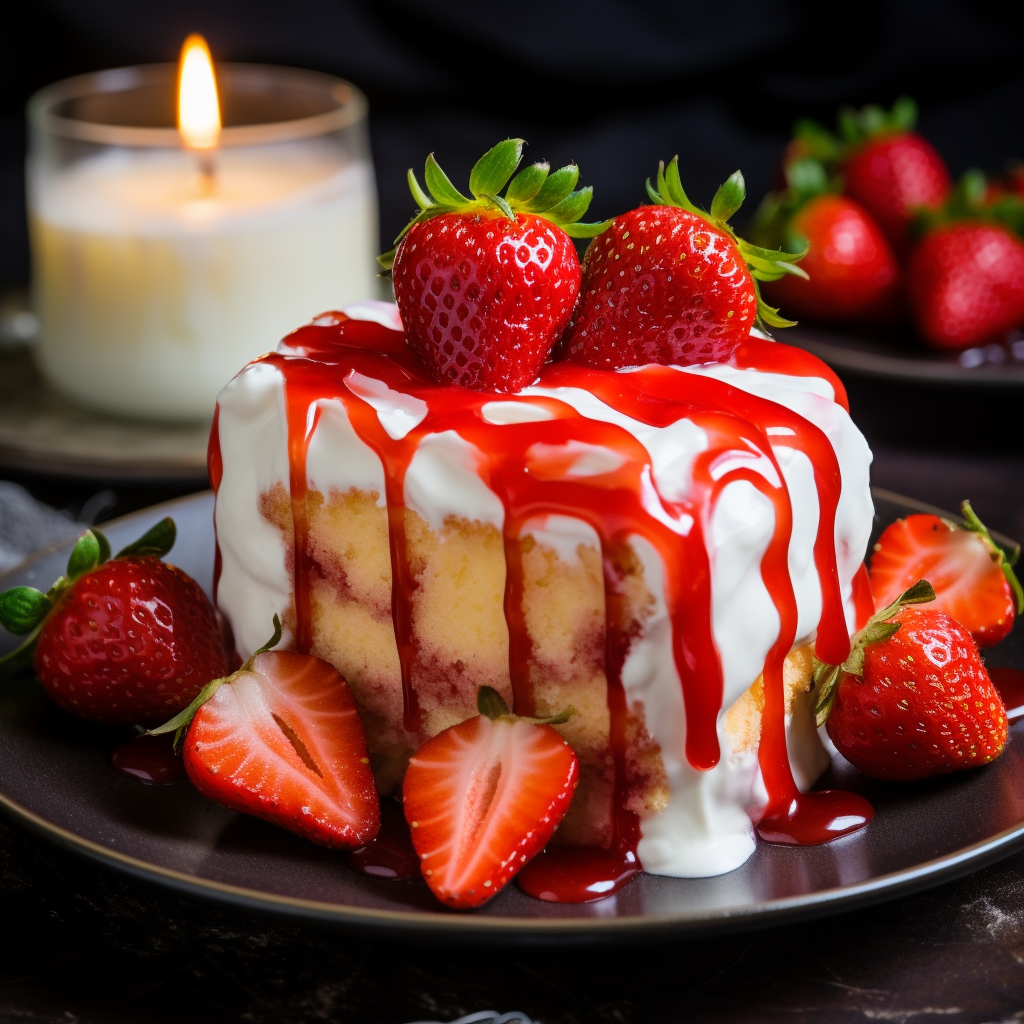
2;370;1024;1023
2;811;1023;1024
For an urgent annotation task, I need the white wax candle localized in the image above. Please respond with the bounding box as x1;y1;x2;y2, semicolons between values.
29;144;378;421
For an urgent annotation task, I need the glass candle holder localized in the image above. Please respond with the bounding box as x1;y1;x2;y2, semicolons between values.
27;64;378;422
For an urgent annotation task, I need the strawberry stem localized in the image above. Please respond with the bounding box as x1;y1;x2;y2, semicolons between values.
796;97;919;164
0;620;46;672
147;670;230;751
0;518;179;673
477;685;510;719
147;614;284;750
0;587;52;636
115;517;175;559
476;685;576;726
813;579;936;727
251;613;284;658
912;172;1024;243
379;140;610;272
645;157;808;333
959;501;1024;614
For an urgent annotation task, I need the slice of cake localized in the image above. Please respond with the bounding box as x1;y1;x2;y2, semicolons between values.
210;300;874;879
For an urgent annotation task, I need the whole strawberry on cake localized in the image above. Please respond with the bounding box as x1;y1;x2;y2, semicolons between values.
210;139;880;904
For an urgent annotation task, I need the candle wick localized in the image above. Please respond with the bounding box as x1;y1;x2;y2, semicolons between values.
196;151;217;197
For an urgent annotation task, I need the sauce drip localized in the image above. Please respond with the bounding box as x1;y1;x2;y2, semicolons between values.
851;563;875;630
756;789;874;845
208;404;224;607
519;540;643;902
346;799;420;880
208;309;871;887
111;733;188;784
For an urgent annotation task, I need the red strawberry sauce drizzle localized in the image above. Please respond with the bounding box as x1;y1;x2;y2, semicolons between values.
209;404;225;609
208;313;871;899
851;563;875;629
346;799;421;880
112;733;188;784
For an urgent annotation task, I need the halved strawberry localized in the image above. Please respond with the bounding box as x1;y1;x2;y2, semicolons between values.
150;619;379;848
402;687;579;910
869;502;1023;648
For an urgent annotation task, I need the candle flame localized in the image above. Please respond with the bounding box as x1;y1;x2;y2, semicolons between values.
177;34;220;151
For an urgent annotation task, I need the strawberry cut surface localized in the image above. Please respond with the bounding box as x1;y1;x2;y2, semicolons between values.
183;650;380;848
403;714;579;909
870;514;1016;648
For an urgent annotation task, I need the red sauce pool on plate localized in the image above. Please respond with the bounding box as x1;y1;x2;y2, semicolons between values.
346;800;420;880
111;733;187;784
756;789;874;845
517;844;641;903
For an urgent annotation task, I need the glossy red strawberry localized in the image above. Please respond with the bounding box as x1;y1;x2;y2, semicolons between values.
394;213;580;391
382;140;607;392
907;221;1024;350
844;133;951;255
563;160;805;370
816;586;1008;782
789;98;951;256
402;687;578;909
154;621;380;848
763;194;903;325
0;519;226;725
869;502;1022;648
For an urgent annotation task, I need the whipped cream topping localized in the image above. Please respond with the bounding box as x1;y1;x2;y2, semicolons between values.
213;302;874;878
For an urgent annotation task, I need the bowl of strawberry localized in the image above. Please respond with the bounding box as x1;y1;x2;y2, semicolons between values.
753;99;1024;385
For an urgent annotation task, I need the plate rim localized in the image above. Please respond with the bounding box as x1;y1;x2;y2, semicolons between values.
3;777;1024;942
785;327;1024;388
0;442;209;484
1;488;1022;942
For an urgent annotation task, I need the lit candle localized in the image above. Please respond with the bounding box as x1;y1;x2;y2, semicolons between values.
27;39;378;422
177;34;220;190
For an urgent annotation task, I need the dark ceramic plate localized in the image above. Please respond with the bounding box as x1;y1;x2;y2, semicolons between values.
1;489;1023;942
785;325;1024;388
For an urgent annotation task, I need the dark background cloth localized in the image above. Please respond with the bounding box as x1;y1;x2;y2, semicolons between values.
2;0;1024;288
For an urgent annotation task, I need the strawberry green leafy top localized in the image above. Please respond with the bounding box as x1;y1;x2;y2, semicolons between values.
913;169;1024;238
793;96;920;166
812;579;937;728
0;517;176;672
645;157;809;330
379;139;610;272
